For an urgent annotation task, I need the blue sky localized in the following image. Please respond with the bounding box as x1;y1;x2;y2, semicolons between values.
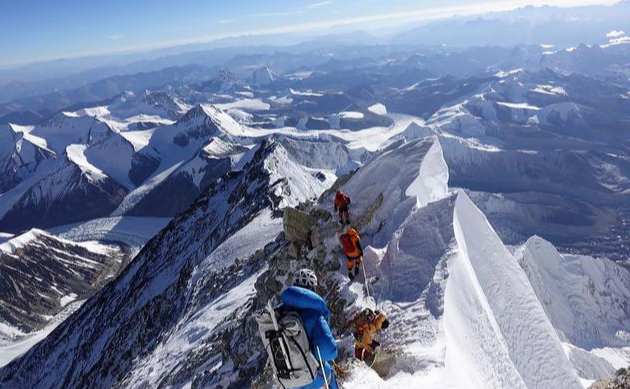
0;0;618;66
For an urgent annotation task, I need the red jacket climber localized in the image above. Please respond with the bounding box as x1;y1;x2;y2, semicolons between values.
334;191;351;225
339;228;363;280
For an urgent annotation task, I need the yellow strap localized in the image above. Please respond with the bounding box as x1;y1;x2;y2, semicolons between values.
316;346;330;389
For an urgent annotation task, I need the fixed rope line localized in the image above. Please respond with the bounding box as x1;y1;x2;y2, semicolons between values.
361;256;374;309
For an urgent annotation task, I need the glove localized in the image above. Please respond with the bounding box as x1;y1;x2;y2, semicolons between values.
370;340;380;350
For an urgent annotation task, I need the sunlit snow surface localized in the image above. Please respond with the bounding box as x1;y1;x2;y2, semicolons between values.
0;93;629;389
0;300;84;368
0;232;14;244
49;216;171;254
340;190;628;389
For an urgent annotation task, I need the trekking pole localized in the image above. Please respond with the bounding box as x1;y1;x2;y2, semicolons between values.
316;346;331;389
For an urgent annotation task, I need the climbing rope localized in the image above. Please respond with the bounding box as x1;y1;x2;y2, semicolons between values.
374;274;385;310
361;258;374;309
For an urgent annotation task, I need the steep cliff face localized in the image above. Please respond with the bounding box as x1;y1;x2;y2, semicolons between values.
0;230;128;333
0;124;56;194
0;156;129;233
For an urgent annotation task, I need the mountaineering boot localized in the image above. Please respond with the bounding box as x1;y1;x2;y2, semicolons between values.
345;219;351;226
354;265;360;277
348;272;355;281
339;219;345;225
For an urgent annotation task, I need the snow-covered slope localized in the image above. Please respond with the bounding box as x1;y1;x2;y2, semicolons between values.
1;132;628;389
321;138;584;389
0;124;56;193
514;236;630;384
0;103;257;230
445;191;582;389
516;236;630;350
99;90;191;122
0;229;128;366
340;137;448;247
48;216;171;254
0;299;84;369
124;137;251;217
0;154;128;232
0;139;328;389
0;112;135;231
111;104;250;216
31;112;114;153
83;133;137;190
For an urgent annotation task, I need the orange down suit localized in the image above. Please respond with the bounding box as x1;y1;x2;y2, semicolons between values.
340;228;362;271
355;312;388;351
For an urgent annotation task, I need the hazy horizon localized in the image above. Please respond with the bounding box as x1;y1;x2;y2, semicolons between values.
0;0;622;68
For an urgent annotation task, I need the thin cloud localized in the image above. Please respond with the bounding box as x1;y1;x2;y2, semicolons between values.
307;1;333;9
248;9;305;18
216;19;236;24
248;1;332;18
606;30;625;38
106;34;124;40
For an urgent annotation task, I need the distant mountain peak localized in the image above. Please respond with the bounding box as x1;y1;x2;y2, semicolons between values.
174;104;245;139
252;66;278;85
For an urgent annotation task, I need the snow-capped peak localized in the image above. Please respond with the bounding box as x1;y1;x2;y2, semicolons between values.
0;228;50;254
141;90;189;115
65;144;108;183
33;113;114;153
175;104;244;137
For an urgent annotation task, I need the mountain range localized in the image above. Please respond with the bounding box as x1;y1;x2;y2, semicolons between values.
0;4;629;388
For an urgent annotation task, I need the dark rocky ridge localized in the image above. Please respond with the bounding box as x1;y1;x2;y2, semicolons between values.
0;231;129;332
0;140;303;388
589;367;630;389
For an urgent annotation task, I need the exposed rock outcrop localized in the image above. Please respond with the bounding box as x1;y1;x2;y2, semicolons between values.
589;368;630;389
0;230;129;333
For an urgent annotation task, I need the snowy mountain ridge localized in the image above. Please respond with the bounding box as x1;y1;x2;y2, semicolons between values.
0;42;629;387
0;134;627;389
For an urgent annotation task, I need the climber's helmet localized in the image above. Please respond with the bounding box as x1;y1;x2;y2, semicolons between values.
294;268;318;291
